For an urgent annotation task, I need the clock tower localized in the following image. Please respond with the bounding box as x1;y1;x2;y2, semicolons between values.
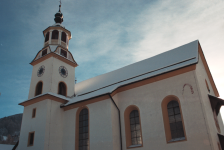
28;4;77;99
17;5;77;150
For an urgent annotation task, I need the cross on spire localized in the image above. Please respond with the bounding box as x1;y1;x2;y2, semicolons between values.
59;0;62;12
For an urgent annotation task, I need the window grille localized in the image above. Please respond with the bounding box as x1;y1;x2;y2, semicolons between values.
167;101;185;140
130;110;142;145
79;108;89;150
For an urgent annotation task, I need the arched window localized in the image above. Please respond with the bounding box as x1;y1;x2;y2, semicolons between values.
78;108;89;150
58;82;66;96
51;30;59;39
124;105;143;148
35;81;43;96
161;95;186;143
45;32;49;42
167;101;185;140
61;32;67;43
130;110;142;145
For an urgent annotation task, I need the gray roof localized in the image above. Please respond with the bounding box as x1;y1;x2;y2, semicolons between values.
64;40;199;106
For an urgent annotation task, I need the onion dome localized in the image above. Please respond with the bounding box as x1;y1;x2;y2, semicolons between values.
54;5;63;24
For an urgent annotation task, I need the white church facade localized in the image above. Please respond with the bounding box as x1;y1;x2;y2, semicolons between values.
16;6;224;150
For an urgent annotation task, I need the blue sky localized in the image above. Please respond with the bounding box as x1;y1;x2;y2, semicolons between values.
0;0;224;118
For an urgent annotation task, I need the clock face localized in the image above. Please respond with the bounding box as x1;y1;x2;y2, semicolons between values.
37;65;45;77
59;66;68;78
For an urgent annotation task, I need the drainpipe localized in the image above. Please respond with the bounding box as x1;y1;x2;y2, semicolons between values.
108;94;123;150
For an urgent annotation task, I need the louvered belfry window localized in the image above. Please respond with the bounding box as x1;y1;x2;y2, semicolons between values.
167;101;185;140
79;108;89;150
52;30;59;39
45;32;49;42
130;110;142;145
61;32;67;43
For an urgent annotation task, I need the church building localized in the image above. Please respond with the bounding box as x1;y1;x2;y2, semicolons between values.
16;5;224;150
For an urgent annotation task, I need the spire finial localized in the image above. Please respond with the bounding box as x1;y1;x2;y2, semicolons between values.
54;1;63;24
59;0;62;12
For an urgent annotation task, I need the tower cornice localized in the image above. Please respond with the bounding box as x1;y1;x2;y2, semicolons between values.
30;52;78;67
19;92;69;107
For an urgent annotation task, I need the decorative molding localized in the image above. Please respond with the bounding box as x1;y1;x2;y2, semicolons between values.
182;83;194;95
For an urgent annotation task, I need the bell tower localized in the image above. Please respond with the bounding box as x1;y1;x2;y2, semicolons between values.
17;4;77;150
28;4;77;99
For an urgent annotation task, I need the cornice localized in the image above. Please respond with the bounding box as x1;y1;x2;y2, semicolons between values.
30;52;78;68
19;93;69;107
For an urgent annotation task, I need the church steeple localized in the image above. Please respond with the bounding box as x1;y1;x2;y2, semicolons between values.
27;4;77;100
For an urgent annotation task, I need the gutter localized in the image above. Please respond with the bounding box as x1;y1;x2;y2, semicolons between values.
108;94;123;150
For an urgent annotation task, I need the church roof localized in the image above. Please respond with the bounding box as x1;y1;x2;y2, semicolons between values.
64;40;199;106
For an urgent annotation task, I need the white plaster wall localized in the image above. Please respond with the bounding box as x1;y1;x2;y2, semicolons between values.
45;100;64;150
195;54;224;150
18;99;64;150
17;100;50;150
28;56;75;99
62;99;118;150
110;99;121;150
50;57;75;97
28;58;54;99
62;108;77;150
88;99;114;150
115;71;211;150
61;69;213;150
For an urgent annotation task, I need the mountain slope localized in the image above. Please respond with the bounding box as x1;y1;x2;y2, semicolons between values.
0;113;22;145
